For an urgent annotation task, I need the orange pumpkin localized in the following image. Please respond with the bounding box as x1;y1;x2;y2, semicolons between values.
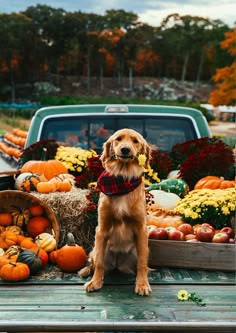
26;216;51;237
29;205;44;217
36;182;57;193
20;237;38;251
21;160;68;180
0;231;18;249
194;176;236;190
56;233;87;273
56;180;72;192
0;213;12;227
19;173;47;192
0;262;30;281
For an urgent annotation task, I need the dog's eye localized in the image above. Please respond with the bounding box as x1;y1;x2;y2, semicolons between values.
116;136;122;141
133;138;139;144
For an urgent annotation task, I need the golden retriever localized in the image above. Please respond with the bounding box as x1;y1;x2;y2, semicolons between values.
79;128;152;296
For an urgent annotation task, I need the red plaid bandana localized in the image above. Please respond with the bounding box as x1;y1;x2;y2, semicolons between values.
97;170;142;196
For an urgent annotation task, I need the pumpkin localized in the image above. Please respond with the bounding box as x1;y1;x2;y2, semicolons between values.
0;226;5;233
149;190;181;210
21;159;68;180
35;232;57;252
0;262;30;281
146;212;184;229
29;205;44;217
4;245;21;257
0;213;12;227
19;173;47;192
49;250;58;264
147;178;189;198
36;181;57;193
17;248;43;274
26;216;51;237
56;180;72;192
14;172;40;190
0;231;18;249
0;248;5;256
20;237;38;251
10;206;30;228
194;176;236;190
55;233;87;273
34;248;49;266
5;225;23;235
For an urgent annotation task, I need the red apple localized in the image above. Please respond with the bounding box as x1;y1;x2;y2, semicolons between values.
177;223;194;235
220;227;234;238
148;227;168;240
186;238;200;242
212;232;229;243
195;226;214;242
167;229;184;241
201;223;215;231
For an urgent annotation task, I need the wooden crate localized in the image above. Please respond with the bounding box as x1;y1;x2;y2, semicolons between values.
148;240;235;271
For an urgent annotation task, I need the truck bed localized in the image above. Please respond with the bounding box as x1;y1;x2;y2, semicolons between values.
0;267;235;332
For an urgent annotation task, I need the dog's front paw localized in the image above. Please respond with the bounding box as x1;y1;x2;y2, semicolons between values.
135;280;152;296
84;279;103;292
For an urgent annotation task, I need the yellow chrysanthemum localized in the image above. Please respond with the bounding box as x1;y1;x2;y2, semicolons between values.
138;154;147;167
177;289;190;301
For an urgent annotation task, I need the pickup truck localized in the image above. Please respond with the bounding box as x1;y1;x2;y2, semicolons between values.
0;104;235;333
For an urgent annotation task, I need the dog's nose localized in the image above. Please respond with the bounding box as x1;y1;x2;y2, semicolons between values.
121;147;130;155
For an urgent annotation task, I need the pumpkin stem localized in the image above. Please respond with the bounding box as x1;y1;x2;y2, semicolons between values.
66;232;76;246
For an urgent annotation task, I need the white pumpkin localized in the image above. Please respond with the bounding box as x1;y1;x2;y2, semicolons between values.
14;172;34;190
149;189;180;210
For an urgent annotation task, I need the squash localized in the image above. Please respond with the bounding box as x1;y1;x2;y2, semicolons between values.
194;176;236;190
55;233;87;273
29;205;44;217
15;172;38;190
0;248;5;256
149;190;181;210
10;206;30;228
36;182;57;193
21;159;68;180
147;178;189;198
35;232;57;252
5;225;23;235
26;216;51;238
0;213;12;227
0;262;30;281
17;248;43;274
0;231;18;249
20;237;38;251
18;173;47;192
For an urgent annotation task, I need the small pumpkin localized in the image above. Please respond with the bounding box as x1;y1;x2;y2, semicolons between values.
56;180;72;192
0;231;18;249
55;233;87;273
20;159;68;180
20;237;38;251
0;248;5;256
0;213;12;227
0;262;30;281
35;232;57;252
194;176;236;190
15;172;38;190
36;182;57;193
148;190;181;210
29;205;44;217
17;248;43;274
5;225;23;235
26;216;51;237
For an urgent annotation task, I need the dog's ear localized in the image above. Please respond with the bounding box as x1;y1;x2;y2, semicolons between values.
142;142;152;169
100;139;113;166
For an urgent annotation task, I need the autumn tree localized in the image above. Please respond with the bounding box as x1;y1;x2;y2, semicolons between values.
209;28;236;106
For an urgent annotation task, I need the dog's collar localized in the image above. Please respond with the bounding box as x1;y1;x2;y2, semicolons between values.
97;170;142;196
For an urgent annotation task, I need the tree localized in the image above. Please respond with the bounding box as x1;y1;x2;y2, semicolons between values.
209;28;236;106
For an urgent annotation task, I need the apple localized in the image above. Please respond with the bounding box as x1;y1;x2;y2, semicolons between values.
148;227;168;240
229;238;236;244
165;226;177;233
220;227;234;238
177;223;194;235
212;232;229;243
201;223;215;231
185;233;197;241
195;226;214;242
186;238;200;242
167;229;184;241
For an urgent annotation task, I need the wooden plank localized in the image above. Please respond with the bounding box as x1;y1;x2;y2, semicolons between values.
148;240;236;271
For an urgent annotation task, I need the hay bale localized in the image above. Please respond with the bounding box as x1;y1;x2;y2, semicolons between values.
33;188;97;253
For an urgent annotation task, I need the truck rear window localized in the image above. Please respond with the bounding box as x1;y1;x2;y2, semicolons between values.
40;115;197;153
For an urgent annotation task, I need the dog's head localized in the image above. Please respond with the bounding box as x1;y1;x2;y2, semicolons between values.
101;128;152;177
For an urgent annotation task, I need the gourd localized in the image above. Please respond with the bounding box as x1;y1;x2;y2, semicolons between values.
0;213;12;227
147;178;189;198
0;231;18;249
20;159;68;180
55;233;87;273
17;248;43;274
5;225;23;235
35;232;57;252
20;237;38;251
10;206;30;228
194;176;236;190
17;173;47;192
26;216;51;237
148;190;181;210
0;262;30;281
0;248;5;256
36;182;57;193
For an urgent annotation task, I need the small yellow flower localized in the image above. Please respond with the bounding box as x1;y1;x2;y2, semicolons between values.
138;154;147;167
177;289;190;301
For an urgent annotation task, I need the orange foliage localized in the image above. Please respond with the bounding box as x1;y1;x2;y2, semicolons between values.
134;49;159;73
208;28;236;106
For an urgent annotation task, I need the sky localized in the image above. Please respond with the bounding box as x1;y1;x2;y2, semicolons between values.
0;0;235;28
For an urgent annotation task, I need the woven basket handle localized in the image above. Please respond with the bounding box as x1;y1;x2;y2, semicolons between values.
0;170;20;176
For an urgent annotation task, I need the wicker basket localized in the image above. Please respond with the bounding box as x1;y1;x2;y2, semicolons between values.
0;190;60;242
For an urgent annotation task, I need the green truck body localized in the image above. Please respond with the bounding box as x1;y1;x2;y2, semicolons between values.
0;104;235;332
